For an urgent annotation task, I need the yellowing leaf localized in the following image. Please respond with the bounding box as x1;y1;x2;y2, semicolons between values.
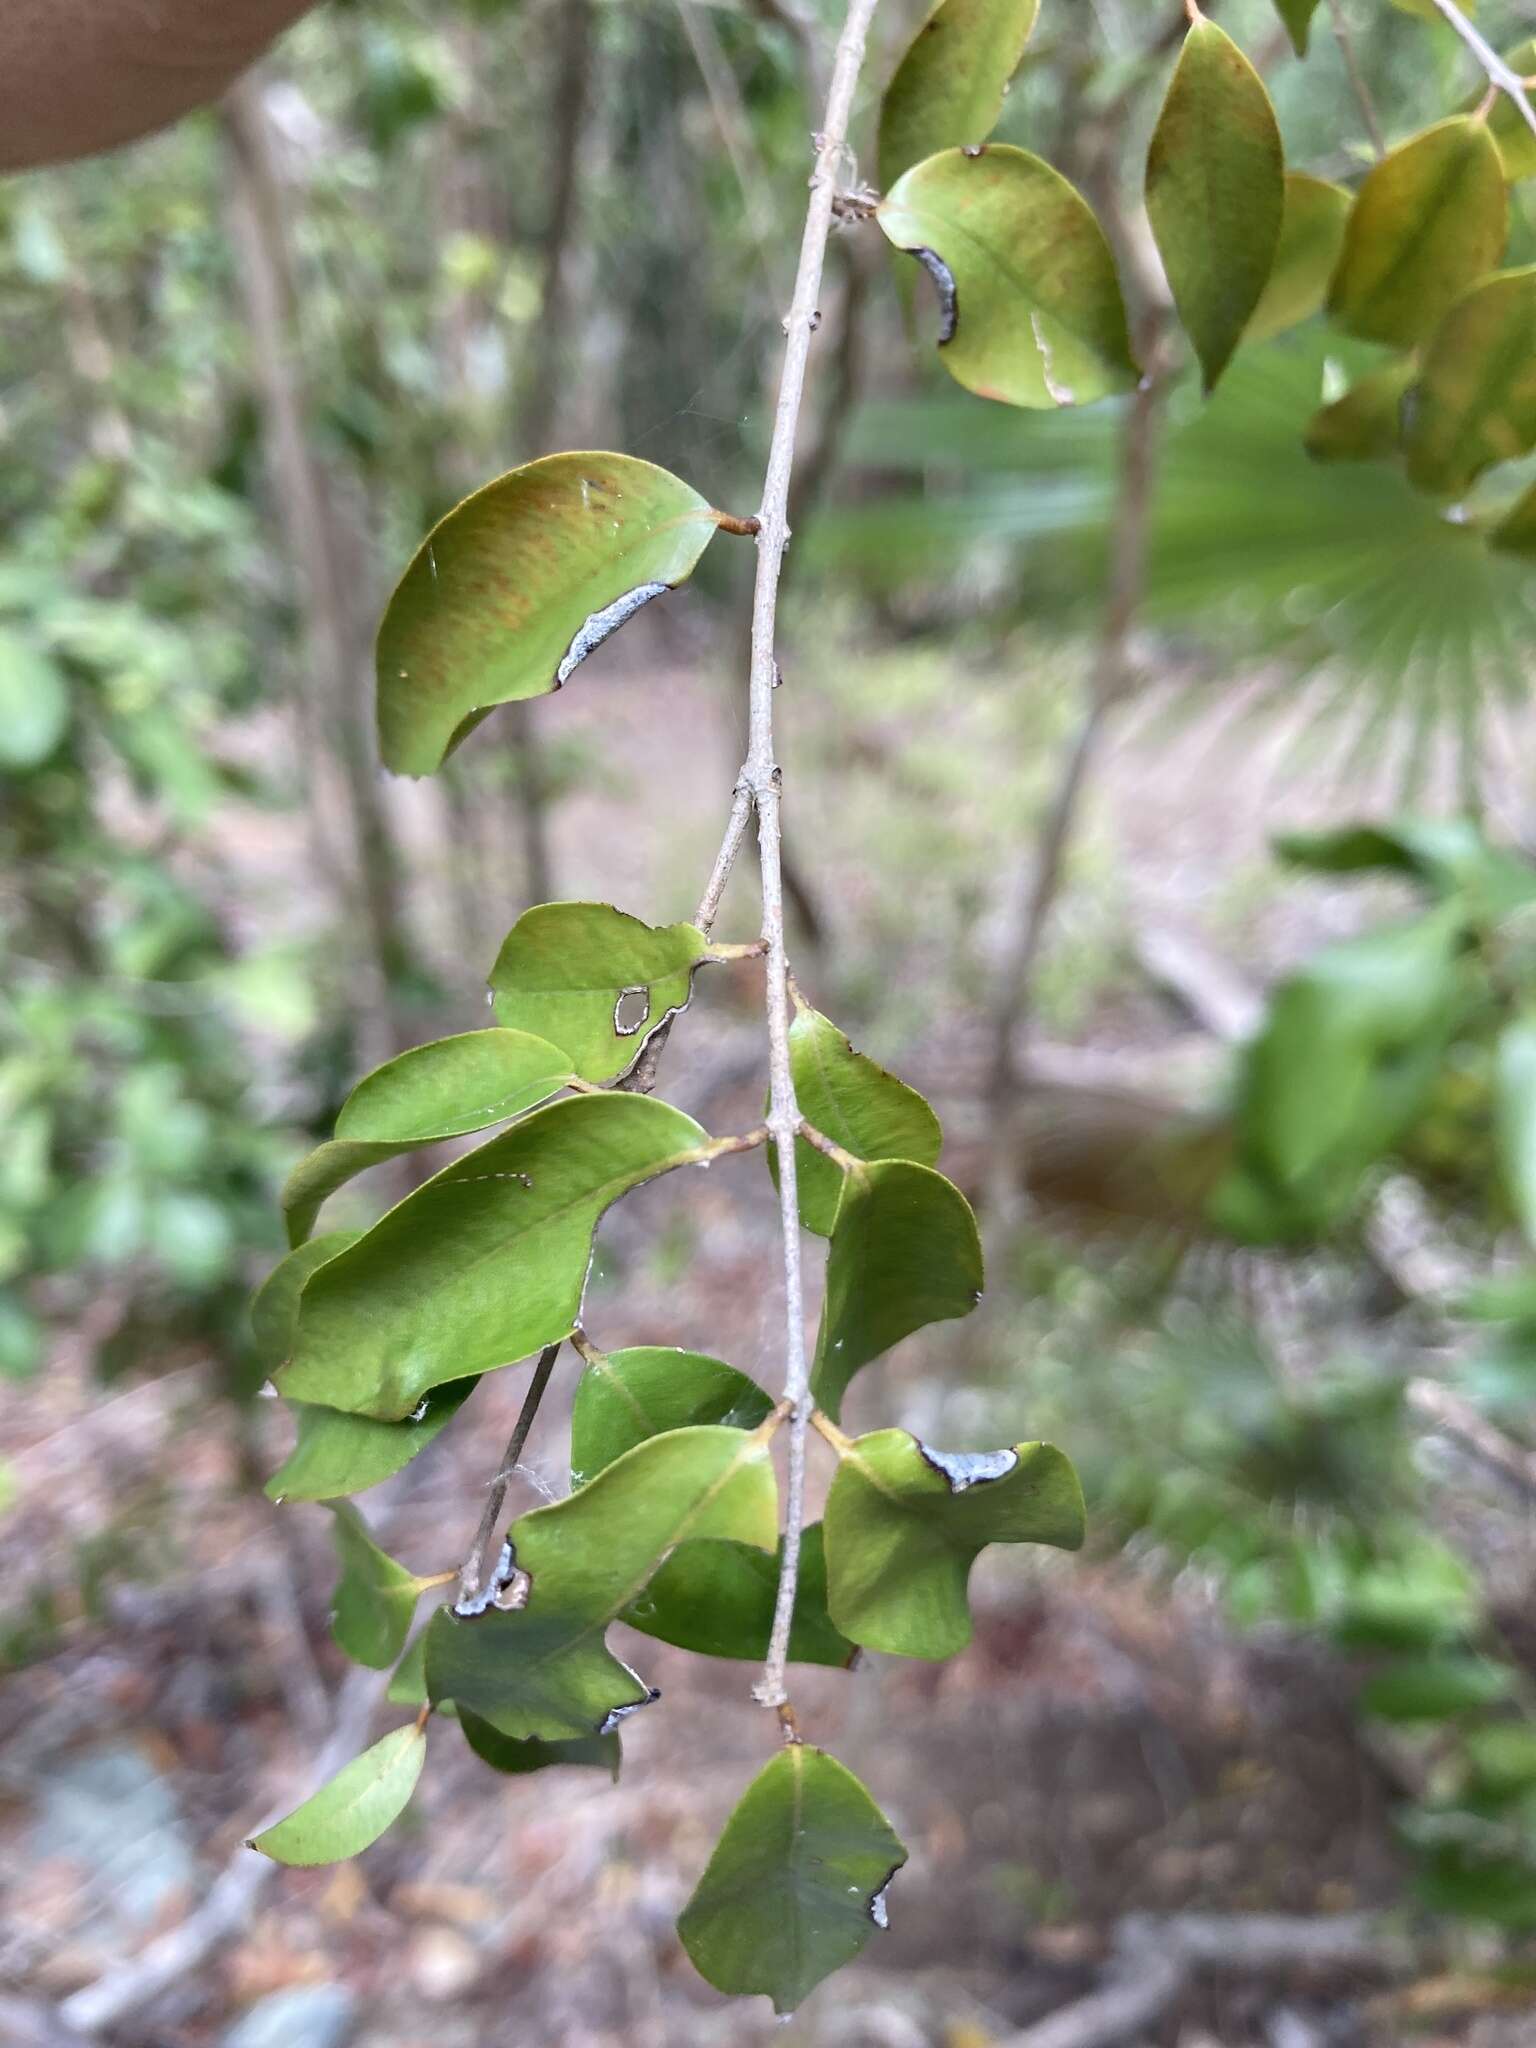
377;453;721;777
1404;267;1536;497
1245;174;1352;346
877;145;1137;410
1458;40;1536;180
1303;357;1416;463
878;0;1040;191
1146;15;1285;391
1327;118;1506;349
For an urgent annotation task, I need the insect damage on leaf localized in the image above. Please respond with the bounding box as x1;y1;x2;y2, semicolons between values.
916;1444;1019;1492
453;1539;529;1617
908;246;959;343
555;581;670;686
598;1686;662;1735
613;986;651;1037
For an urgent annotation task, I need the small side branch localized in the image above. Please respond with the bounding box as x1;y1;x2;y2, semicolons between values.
1326;0;1385;158
456;1343;562;1609
1423;0;1536;146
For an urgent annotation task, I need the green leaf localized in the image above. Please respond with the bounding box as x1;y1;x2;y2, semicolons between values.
1404;268;1536;497
426;1423;777;1740
459;1709;620;1779
877;0;1040;191
877;145;1138;410
1270;0;1322;57
281;1029;574;1246
1145;15;1285;392
489;903;711;1084
812;1160;983;1422
1276;817;1536;918
1327;118;1507;350
677;1746;907;2014
386;1626;432;1706
775;1001;943;1237
626;1526;856;1668
0;630;70;769
251;1230;360;1372
1303;357;1416;463
266;1380;475;1503
377;452;722;777
1459;41;1536;180
280;1093;710;1419
1496;1014;1536;1244
822;1430;1084;1658
569;1345;772;1483
248;1724;426;1866
327;1502;423;1669
1245;173;1352;346
1360;1654;1513;1723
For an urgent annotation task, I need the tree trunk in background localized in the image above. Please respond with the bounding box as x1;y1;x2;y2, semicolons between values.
221;77;414;1064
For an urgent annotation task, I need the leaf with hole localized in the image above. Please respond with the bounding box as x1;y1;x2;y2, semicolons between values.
281;1028;573;1245
773;1001;943;1236
327;1502;424;1669
877;0;1040;191
489;903;712;1083
1327;118;1506;349
280;1093;710;1419
877;145;1137;409
459;1710;620;1779
569;1345;772;1482
1303;357;1415;463
248;1724;426;1866
377;452;722;777
678;1746;907;2013
1404;268;1536;497
426;1424;777;1739
812;1160;983;1422
1245;174;1351;346
626;1526;855;1668
1146;15;1284;391
822;1429;1084;1658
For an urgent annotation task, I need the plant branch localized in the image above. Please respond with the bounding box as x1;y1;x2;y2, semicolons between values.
1326;0;1385;158
740;0;881;1727
1422;0;1536;146
456;1342;562;1609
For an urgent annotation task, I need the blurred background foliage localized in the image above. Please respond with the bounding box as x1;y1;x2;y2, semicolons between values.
9;0;1536;2029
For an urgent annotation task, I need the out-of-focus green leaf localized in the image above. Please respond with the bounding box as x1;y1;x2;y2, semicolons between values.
877;0;1040;190
0;631;70;769
1489;474;1536;555
1327;118;1506;349
1276;817;1536;918
569;1345;771;1483
1360;1654;1513;1723
248;1725;426;1866
1245;174;1352;345
327;1502;423;1669
774;1001;942;1236
811;1160;983;1421
823;1430;1084;1658
678;1746;907;2013
1303;357;1415;462
626;1527;855;1668
877;145;1137;410
1496;1013;1536;1244
489;903;711;1084
427;1424;777;1740
459;1710;620;1779
281;1028;573;1245
377;453;721;776
1405;269;1536;497
280;1094;710;1419
1146;16;1284;391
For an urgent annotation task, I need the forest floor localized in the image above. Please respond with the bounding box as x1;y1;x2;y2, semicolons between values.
2;622;1532;2047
